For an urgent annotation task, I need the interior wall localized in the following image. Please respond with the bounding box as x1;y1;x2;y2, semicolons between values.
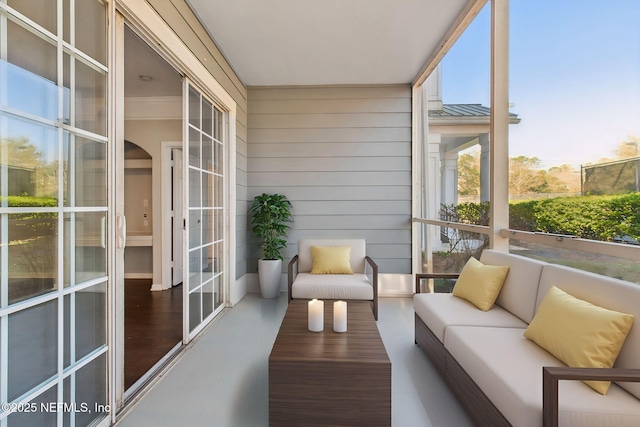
123;168;153;277
246;85;413;275
124;119;182;285
145;0;249;293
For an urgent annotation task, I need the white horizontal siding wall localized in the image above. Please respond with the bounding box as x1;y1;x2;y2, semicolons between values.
247;85;412;275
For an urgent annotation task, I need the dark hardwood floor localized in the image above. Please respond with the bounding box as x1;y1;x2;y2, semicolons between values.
125;279;183;390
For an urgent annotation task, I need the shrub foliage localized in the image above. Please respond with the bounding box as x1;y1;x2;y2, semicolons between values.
442;193;640;242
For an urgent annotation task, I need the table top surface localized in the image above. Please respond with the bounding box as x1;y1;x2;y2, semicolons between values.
269;300;389;364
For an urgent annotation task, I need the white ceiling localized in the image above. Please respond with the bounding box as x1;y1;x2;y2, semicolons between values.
187;0;469;86
124;26;182;97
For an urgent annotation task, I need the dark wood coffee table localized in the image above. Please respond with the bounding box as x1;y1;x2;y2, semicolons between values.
269;300;391;426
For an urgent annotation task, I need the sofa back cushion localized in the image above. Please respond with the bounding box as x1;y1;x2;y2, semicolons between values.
480;250;546;324
452;257;510;311
524;285;633;395
297;239;366;274
538;264;640;399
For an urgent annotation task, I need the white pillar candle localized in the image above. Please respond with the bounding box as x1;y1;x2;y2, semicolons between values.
333;300;347;333
308;299;324;332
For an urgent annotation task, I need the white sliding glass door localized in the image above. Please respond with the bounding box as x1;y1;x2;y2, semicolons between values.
184;81;226;339
0;1;109;426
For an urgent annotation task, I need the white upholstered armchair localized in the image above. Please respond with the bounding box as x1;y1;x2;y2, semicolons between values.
287;239;379;320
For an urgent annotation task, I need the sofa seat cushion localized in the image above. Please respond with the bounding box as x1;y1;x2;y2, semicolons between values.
413;294;527;342
445;326;640;427
291;273;373;300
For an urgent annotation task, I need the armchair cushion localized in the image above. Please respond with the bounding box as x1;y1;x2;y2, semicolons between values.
291;273;373;300
310;246;354;275
290;239;378;320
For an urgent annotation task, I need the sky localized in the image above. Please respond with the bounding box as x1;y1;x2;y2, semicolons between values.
441;0;640;169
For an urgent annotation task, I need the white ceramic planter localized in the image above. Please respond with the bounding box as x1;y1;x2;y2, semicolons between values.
258;259;282;299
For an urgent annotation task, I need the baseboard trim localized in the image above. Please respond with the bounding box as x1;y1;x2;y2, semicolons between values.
125;273;153;279
231;275;249;306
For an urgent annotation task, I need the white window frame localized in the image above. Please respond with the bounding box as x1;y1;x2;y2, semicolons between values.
411;0;639;279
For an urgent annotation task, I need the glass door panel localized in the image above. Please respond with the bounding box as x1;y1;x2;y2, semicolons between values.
65;53;107;135
8;0;57;34
188;249;202;292
0;2;109;426
8;384;57;426
64;134;107;207
184;81;226;338
189;168;201;207
189;210;201;249
7;212;58;304
202;279;214;319
7;300;57;401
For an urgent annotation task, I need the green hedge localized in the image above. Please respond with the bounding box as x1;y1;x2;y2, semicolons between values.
510;194;640;241
3;195;58;208
2;196;58;222
443;193;640;242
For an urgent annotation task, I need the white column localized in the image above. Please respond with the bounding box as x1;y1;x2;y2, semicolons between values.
490;0;510;251
412;85;426;275
427;133;442;222
425;133;442;252
441;151;459;206
479;134;490;202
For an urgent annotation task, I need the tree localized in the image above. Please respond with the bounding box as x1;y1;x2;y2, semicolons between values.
509;156;548;194
614;136;639;159
590;136;640;165
457;152;480;195
456;152;580;198
1;137;58;198
2;137;41;166
546;164;581;194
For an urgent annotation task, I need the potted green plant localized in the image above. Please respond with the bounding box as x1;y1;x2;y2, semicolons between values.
250;193;293;298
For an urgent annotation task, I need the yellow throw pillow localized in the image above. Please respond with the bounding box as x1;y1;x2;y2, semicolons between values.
451;257;510;311
310;246;354;275
524;286;634;395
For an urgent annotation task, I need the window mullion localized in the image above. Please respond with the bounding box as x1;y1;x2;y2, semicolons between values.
56;0;65;425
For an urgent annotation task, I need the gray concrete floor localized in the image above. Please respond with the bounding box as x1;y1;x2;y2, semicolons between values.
116;293;472;427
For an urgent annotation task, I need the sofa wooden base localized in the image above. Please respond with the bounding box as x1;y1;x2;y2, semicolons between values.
415;314;511;426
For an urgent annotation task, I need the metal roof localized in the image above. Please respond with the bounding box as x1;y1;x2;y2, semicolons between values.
429;104;520;122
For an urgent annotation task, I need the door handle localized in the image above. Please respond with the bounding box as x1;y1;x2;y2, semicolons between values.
117;214;127;249
100;215;107;249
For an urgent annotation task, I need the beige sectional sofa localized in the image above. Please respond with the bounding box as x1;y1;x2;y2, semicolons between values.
414;249;640;426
